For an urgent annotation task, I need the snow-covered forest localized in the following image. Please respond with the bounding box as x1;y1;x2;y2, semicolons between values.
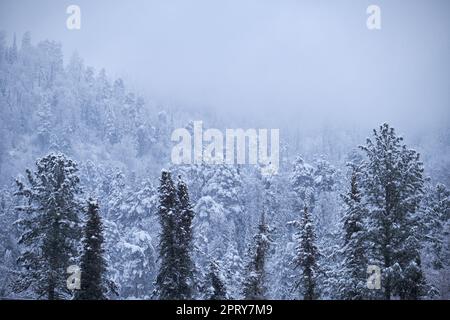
0;32;449;300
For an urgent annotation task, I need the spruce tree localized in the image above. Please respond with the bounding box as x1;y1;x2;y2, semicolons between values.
422;183;450;297
14;153;82;300
221;242;245;299
76;199;107;300
155;170;179;299
360;123;427;299
294;206;320;300
155;171;196;299
205;260;227;300
242;212;271;300
423;184;450;270
0;187;18;298
175;177;196;299
337;164;369;299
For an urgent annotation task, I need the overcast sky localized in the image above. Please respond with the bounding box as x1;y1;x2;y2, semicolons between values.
1;0;449;131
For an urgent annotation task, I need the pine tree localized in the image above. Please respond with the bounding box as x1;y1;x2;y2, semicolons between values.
294;206;320;300
14;153;82;300
337;164;369;299
76;199;107;300
242;211;271;300
360;123;427;299
205;260;227;300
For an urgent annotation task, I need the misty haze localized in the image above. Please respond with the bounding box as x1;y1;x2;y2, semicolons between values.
0;0;448;301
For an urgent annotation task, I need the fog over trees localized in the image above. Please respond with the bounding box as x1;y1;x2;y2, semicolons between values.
0;31;448;299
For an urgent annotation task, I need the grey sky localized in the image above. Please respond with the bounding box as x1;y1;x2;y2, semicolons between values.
1;0;449;131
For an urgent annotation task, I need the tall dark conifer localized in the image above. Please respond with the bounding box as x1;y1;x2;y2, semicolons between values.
155;171;196;299
205;260;227;300
242;211;271;300
77;199;107;300
155;170;179;299
294;206;320;300
176;177;196;299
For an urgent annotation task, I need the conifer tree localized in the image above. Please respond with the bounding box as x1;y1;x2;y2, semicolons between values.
36;94;52;148
294;206;320;300
423;184;450;270
8;33;17;63
175;177;196;299
155;171;196;299
422;183;450;298
242;212;271;300
360;123;427;299
76;199;107;300
337;164;369;299
205;260;227;300
0;187;18;298
0;31;6;65
155;170;179;299
221;242;245;299
14;153;82;300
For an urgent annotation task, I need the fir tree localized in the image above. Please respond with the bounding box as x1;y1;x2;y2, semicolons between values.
105;109;121;145
294;206;320;300
175;177;196;299
0;187;19;298
360;123;427;299
422;183;450;298
155;170;179;299
242;211;271;300
14;153;82;300
205;260;227;300
422;184;450;270
76;199;107;300
155;170;196;299
290;157;316;212
120;179;157;298
337;164;369;299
